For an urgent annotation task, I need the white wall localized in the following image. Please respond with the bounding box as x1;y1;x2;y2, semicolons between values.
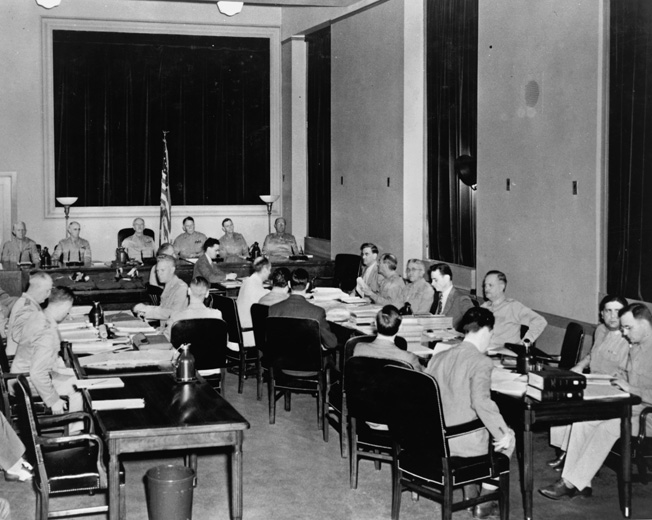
0;0;282;261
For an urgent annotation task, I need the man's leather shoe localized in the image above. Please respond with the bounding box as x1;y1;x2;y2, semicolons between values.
539;479;592;500
473;500;499;519
546;451;566;470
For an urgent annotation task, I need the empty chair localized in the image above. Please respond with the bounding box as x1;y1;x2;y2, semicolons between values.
211;294;261;395
313;253;361;292
345;351;413;489
607;406;652;486
551;322;585;370
263;316;335;441
170;318;230;394
13;374;125;520
383;365;510;520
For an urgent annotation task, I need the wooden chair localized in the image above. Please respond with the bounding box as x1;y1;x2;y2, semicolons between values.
170;318;230;395
313;253;361;293
345;351;413;489
383;366;510;520
211;294;261;396
250;303;269;400
263;316;335;441
116;227;155;246
13;375;125;520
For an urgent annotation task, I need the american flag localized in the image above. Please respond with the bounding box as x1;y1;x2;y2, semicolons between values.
159;131;171;245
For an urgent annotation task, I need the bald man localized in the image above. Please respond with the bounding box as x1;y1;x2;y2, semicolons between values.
121;217;156;261
262;217;299;258
53;221;92;266
1;222;40;269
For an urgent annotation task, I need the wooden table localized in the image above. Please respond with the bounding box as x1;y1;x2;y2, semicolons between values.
83;374;249;520
494;392;641;520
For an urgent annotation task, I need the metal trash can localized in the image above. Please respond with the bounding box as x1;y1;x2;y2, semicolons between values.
145;465;196;520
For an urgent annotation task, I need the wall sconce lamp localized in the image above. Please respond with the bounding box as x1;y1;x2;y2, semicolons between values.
217;1;244;16
259;194;279;235
56;196;78;237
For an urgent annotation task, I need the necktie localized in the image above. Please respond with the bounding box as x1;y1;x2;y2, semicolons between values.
435;293;443;315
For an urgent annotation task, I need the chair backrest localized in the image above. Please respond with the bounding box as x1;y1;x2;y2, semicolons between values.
170;318;229;371
0;336;10;374
383;365;449;461
558;322;585;370
250;303;269;350
147;283;163;306
345;356;413;425
117;227;155;246
264;317;323;372
334;253;362;292
13;375;45;486
211;295;244;348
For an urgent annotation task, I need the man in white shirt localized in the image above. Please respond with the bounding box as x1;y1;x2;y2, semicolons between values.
356;242;381;296
165;276;222;339
133;255;188;325
236;257;271;348
480;270;547;350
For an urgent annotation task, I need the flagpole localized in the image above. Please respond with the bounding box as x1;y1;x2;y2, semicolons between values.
159;131;171;247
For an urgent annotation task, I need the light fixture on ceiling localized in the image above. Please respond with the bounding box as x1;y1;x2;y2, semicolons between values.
36;0;61;8
216;1;244;16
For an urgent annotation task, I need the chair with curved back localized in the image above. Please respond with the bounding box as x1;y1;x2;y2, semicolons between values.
313;253;361;293
250;303;270;400
549;322;585;370
210;294;261;396
170;318;230;394
345;349;413;490
116;228;155;247
383;365;510;520
13;374;125;520
263;316;335;441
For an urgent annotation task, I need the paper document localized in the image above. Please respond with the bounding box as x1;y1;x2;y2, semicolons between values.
76;378;124;389
583;383;630;400
92;398;145;411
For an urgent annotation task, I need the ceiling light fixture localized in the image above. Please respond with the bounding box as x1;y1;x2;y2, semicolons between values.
36;0;61;8
216;1;244;16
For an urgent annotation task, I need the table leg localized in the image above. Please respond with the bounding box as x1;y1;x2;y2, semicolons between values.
231;432;243;520
108;441;121;520
621;406;632;518
523;411;534;520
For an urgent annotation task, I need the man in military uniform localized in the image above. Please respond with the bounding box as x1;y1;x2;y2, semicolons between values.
262;217;298;258
121;217;156;261
172;216;207;259
0;222;40;269
53;221;92;266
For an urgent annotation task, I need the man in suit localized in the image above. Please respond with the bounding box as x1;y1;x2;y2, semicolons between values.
429;262;474;329
353;305;422;371
193;238;230;283
269;268;337;350
426;307;515;518
402;259;434;314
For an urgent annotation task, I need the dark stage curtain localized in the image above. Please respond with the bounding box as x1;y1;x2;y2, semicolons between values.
426;0;477;267
53;30;270;207
608;1;652;302
306;27;331;240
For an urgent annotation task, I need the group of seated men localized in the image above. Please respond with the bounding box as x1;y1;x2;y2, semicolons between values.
0;214;300;270
1;229;650;518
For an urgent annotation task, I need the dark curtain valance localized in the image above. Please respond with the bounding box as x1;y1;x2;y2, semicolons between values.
608;0;652;302
426;0;477;267
306;27;331;240
53;30;270;207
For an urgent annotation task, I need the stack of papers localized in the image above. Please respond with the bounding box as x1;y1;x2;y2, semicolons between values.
71;339;129;355
311;288;349;301
349;306;381;326
112;321;157;334
491;368;527;396
75;378;125;389
92;398;145;411
79;350;174;369
60;329;100;342
583;383;630;400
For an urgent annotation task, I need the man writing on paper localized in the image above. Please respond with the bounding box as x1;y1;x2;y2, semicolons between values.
11;286;82;414
539;303;652;500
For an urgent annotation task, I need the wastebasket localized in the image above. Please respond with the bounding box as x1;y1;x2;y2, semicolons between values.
145;465;196;520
